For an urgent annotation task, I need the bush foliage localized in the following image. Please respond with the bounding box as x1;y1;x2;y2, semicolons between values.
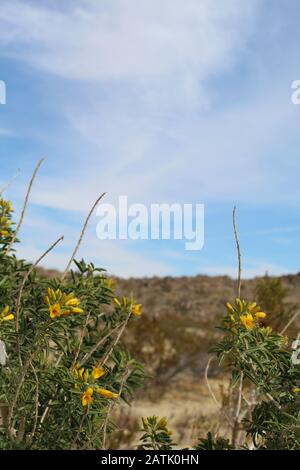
0;196;144;449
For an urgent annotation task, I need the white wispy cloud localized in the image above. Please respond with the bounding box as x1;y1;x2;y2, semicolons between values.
2;0;299;277
0;0;258;84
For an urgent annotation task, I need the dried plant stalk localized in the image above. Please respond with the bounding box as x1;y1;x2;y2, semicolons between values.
5;158;44;256
61;192;106;280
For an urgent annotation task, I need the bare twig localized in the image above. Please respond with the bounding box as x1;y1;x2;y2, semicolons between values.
39;353;64;428
30;362;39;440
98;309;132;368
231;372;243;446
78;324;120;369
102;368;130;450
70;409;89;449
5;158;44;255
0;168;20;196
14;235;64;366
101;403;114;450
71;312;91;369
204;357;221;408
280;309;300;335
204;357;233;427
7;351;36;439
232;206;242;298
61;192;106;280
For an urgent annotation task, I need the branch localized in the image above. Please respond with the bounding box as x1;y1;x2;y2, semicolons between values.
0;168;20;196
14;235;64;366
77;324;120;369
61;192;106;280
29;362;39;440
98;309;132;368
280;309;300;335
5;158;44;255
204;357;233;427
231;372;243;447
71;312;91;369
233;206;242;298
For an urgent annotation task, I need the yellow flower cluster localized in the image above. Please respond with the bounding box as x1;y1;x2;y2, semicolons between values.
72;365;119;406
0;198;14;239
82;387;119;406
0;305;14;323
73;365;105;383
113;297;142;316
44;288;83;319
226;298;266;331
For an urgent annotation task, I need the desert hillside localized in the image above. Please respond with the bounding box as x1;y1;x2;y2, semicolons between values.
37;269;300;448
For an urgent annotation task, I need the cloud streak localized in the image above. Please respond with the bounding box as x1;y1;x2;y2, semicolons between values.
1;0;300;277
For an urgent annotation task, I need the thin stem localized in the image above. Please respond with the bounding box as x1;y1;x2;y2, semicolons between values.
61;192;106;280
70;409;89;449
78;324;120;369
204;357;233;427
231;372;243;447
101;402;114;450
280;309;300;335
233;206;242;298
5;158;44;256
98;309;132;368
14;235;64;366
30;362;39;440
71;312;91;369
0;168;20;196
39;353;64;429
7;351;36;439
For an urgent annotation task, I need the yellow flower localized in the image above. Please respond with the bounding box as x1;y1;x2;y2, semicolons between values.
45;289;84;319
0;229;9;238
132;304;142;316
91;366;105;380
68;307;83;314
0;306;14;323
226;302;235;314
240;313;255;330
248;302;257;312
49;303;61;318
235;298;243;312
263;326;273;335
255;311;266;319
113;297;121;306
96;388;119;399
157;417;168;429
82;387;94;406
2;314;14;322
292;387;300;394
65;298;81;307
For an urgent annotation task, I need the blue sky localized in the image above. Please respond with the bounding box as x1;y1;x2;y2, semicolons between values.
1;0;300;277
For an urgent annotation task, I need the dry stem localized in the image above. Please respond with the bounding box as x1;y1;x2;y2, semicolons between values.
232;206;242;298
5;158;44;256
61;192;106;280
14;235;64;366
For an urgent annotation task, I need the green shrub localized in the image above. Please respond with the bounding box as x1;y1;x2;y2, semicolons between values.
0;194;144;449
138;297;300;450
